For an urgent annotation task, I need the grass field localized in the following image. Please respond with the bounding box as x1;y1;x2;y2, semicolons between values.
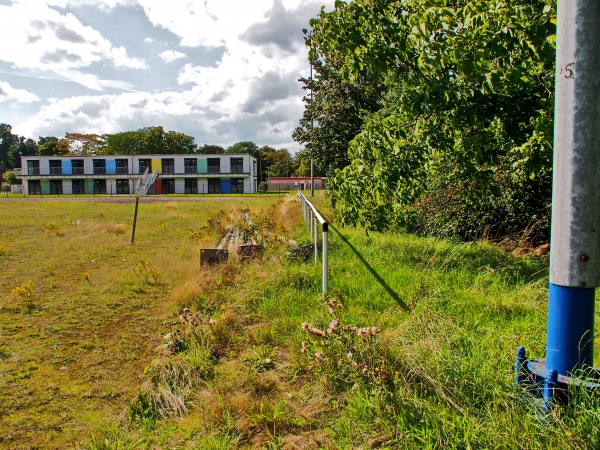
1;194;599;449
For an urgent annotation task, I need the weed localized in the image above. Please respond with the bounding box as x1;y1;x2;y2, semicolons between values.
11;281;36;312
86;424;141;450
242;345;275;372
108;224;127;235
126;390;157;430
0;244;9;256
43;223;64;236
134;260;160;286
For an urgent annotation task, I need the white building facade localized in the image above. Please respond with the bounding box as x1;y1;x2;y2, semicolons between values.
19;154;257;195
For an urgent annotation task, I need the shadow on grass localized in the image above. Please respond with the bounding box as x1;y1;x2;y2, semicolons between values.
328;222;410;312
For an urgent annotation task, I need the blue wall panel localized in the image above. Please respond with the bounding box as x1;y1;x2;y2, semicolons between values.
62;160;72;175
221;179;231;194
106;160;116;175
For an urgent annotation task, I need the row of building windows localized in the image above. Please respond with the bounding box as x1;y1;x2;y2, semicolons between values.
28;178;246;195
26;157;245;176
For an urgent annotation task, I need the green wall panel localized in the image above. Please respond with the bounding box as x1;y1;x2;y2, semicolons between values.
197;159;207;173
85;179;94;194
41;180;50;195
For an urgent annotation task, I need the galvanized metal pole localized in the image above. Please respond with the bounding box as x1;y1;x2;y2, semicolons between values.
131;196;140;245
322;223;328;295
314;215;318;264
547;0;600;376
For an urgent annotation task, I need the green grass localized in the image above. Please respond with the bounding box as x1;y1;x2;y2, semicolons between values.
1;193;599;449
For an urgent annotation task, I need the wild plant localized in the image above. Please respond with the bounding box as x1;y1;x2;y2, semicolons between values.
11;281;35;312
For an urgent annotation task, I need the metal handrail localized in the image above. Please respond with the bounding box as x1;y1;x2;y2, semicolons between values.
133;167;148;195
298;191;328;295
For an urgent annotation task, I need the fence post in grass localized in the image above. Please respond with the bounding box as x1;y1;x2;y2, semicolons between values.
517;0;600;408
131;196;140;245
314;214;318;264
322;222;328;294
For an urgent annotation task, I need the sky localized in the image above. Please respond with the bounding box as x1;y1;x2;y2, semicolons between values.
0;0;335;153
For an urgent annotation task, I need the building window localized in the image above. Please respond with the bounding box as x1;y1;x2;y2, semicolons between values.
49;160;62;175
162;158;175;174
72;180;85;194
230;158;244;173
231;178;244;193
116;159;129;174
162;179;175;194
184;158;197;174
50;180;63;194
28;180;41;194
139;159;151;175
27;160;40;175
94;179;107;194
185;179;198;194
208;178;221;193
116;180;129;194
72;159;84;175
93;159;106;175
207;158;220;173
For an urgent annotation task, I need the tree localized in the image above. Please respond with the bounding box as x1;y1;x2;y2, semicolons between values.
293;150;312;177
293;55;384;175
260;147;293;178
37;137;62;156
100;131;140;155
1;169;21;193
164;131;196;154
60;133;101;155
308;0;555;238
198;144;225;154
9;137;37;167
0;124;18;168
225;141;259;157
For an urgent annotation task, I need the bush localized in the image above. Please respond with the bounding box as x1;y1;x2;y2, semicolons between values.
405;163;551;246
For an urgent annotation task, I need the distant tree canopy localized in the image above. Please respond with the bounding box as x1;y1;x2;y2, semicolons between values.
101;127;196;155
0;124;304;187
298;0;555;243
225;141;259;157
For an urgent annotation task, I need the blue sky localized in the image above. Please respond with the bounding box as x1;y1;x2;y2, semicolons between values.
0;0;334;152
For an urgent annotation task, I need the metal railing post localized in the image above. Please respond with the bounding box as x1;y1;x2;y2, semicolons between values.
322;223;328;294
298;191;329;297
314;214;318;264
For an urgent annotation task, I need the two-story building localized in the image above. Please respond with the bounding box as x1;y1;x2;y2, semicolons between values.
19;154;257;195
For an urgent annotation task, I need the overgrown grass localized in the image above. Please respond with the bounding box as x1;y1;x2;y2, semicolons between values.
1;194;598;449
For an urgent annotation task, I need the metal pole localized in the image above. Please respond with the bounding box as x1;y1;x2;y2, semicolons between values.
546;0;600;377
322;223;328;295
314;215;318;264
131;196;140;245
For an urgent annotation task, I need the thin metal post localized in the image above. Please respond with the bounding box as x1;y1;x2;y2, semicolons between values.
314;215;318;264
546;0;600;376
322;223;328;294
131;196;140;244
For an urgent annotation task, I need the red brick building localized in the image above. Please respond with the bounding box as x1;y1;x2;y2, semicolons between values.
267;176;326;191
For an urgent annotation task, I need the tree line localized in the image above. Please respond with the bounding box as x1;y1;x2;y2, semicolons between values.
295;0;555;244
0;124;312;184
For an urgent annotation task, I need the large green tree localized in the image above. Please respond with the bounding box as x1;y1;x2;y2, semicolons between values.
225;141;259;157
293;53;384;175
0;124;18;168
309;0;555;239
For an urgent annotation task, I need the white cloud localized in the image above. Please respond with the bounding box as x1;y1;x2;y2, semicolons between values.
159;50;186;63
0;2;147;73
0;81;40;103
4;0;336;152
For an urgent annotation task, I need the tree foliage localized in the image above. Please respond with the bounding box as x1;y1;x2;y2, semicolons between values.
293;56;384;174
225;141;259;157
307;0;555;240
100;127;197;155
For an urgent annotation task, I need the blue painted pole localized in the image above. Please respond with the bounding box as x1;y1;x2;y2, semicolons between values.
546;0;600;378
546;285;595;375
